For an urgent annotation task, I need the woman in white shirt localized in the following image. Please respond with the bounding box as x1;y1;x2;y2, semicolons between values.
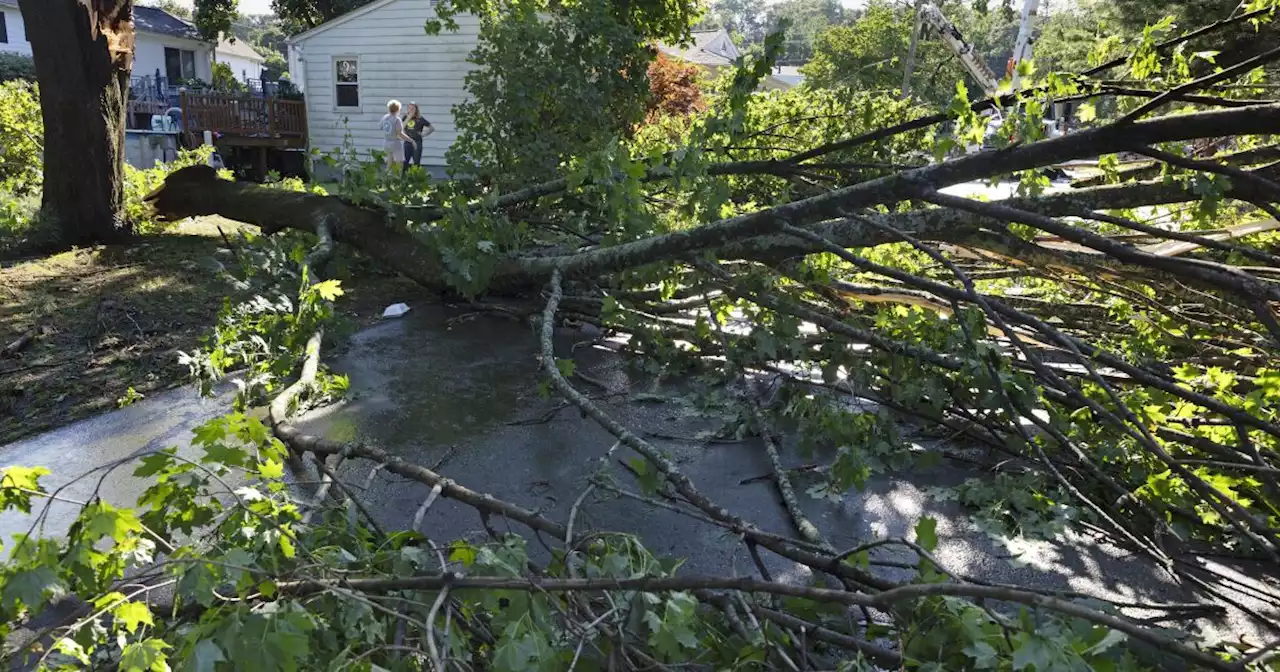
380;99;415;172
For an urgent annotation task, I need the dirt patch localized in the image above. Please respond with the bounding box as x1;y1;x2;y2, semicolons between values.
0;218;423;445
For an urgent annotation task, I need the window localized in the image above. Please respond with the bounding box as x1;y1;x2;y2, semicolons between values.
0;13;9;44
334;57;359;108
164;47;197;83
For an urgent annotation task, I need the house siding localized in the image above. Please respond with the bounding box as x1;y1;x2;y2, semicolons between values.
0;6;31;56
134;34;214;85
0;4;213;83
289;0;481;168
218;53;265;83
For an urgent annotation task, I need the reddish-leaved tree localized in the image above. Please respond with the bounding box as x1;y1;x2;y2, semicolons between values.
644;53;705;124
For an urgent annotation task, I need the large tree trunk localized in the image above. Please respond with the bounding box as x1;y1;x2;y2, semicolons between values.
20;0;135;246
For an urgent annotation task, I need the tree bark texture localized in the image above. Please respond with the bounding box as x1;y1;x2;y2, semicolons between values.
20;0;135;246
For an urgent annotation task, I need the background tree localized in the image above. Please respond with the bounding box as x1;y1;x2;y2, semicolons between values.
803;0;967;108
193;0;376;37
644;52;706;124
19;0;136;246
693;0;767;45
762;0;845;64
1108;0;1279;72
139;0;191;19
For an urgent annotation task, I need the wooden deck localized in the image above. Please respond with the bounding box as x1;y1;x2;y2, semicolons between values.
179;92;307;149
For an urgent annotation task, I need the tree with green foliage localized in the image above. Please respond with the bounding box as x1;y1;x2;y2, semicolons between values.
0;53;37;83
761;0;846;64
430;0;698;189
0;80;43;196
193;0;377;38
7;0;1280;669
140;0;192;19
693;0;768;45
803;0;968;107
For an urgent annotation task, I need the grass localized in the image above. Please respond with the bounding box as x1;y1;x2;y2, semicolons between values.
0;217;422;446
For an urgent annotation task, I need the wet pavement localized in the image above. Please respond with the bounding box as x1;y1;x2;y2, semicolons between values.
1;298;1274;649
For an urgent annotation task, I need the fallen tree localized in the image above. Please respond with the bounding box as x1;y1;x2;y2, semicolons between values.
6;4;1280;671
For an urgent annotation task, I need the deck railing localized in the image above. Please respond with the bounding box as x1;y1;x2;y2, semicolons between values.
179;92;307;142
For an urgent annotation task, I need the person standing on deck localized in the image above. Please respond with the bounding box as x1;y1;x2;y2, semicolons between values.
380;99;415;172
402;102;434;173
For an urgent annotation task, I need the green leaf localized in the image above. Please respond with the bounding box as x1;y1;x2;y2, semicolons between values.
183;640;226;672
2;566;59;611
278;534;296;559
964;640;1000;669
120;639;171;672
114;601;154;634
0;466;50;513
258;459;284;479
1076;102;1097;123
258;581;278;599
1012;633;1058;671
80;501;144;542
133;450;176;478
914;516;938;553
310;279;345;301
1086;628;1127;655
449;540;478;567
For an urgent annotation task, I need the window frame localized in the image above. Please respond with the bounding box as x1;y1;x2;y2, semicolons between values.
164;46;198;83
333;55;360;111
0;12;9;44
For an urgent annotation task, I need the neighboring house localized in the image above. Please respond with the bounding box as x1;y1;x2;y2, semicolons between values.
656;29;740;75
132;6;214;87
215;37;267;83
656;29;795;90
285;6;797;172
287;0;479;170
0;1;31;56
0;3;214;85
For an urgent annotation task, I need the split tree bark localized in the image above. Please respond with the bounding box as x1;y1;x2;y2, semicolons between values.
20;0;135;246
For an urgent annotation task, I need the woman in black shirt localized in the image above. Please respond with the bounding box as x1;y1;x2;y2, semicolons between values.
402;102;434;172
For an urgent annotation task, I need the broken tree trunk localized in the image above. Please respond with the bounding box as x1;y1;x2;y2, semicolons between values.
21;0;136;246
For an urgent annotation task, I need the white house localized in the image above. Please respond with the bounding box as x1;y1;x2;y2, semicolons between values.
287;0;480;169
285;4;799;172
0;2;214;86
215;36;267;83
0;0;30;56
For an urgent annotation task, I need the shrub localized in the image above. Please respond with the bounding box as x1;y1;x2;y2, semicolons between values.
0;79;43;196
0;53;36;83
211;61;246;94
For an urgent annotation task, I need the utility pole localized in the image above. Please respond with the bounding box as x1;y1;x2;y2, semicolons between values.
901;0;922;98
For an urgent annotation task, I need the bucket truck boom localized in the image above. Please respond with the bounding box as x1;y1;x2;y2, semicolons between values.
914;0;1042;95
917;2;1001;95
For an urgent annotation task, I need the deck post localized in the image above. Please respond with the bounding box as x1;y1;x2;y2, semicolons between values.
256;146;268;181
179;89;189;147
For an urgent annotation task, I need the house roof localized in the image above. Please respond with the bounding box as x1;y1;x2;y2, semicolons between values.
133;5;202;41
217;36;266;62
656;30;738;67
0;2;203;41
